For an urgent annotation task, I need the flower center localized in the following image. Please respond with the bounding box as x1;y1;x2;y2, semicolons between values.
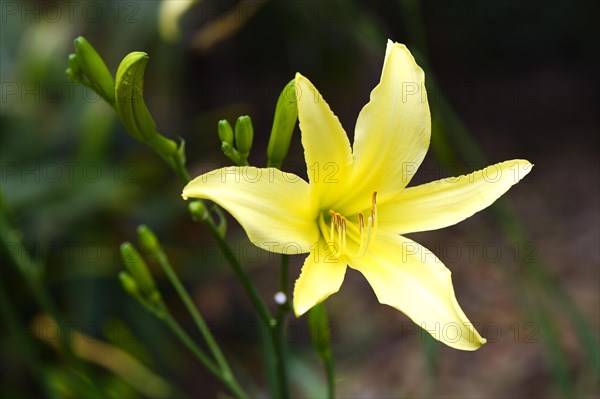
318;191;378;259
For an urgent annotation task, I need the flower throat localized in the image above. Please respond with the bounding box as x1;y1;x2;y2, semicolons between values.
318;191;378;258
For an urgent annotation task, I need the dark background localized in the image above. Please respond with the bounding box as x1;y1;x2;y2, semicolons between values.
1;1;598;398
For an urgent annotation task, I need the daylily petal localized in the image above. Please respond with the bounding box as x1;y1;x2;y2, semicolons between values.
182;166;319;253
293;239;347;317
295;73;353;208
345;41;431;213
378;160;533;234
349;231;486;350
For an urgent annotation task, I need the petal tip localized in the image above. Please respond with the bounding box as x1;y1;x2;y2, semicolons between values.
447;332;487;351
295;72;307;83
292;300;308;318
181;184;193;199
512;159;534;181
470;336;487;351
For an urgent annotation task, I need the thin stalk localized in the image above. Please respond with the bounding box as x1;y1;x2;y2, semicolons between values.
161;310;247;399
279;254;290;297
203;218;273;327
307;303;336;399
153;244;247;397
71;57;292;396
272;254;290;399
98;70;272;328
324;351;335;399
271;320;289;399
171;151;191;186
203;217;288;398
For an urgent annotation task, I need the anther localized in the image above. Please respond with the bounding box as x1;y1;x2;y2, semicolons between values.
323;191;378;259
341;218;347;254
370;191;378;228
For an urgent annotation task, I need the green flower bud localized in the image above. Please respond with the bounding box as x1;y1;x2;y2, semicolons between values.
188;200;208;222
119;271;164;315
234;115;254;161
119;242;156;297
115;52;178;157
115;53;153;139
115;52;151;143
137;225;159;254
267;80;298;169
118;271;141;299
220;141;242;165
65;53;83;82
218;119;234;145
73;36;115;103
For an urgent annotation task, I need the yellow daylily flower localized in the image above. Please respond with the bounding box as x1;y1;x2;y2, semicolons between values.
183;40;532;351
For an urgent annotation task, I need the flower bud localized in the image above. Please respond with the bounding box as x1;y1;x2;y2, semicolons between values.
73;36;115;103
188;201;208;222
234;115;254;161
114;52;178;157
118;271;141;299
218;119;234;145
115;52;152;143
119;271;164;315
137;225;159;254
267;80;298;169
119;242;156;297
65;53;83;82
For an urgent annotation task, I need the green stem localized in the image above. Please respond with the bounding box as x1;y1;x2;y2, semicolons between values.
153;244;248;399
279;255;289;298
97;67;272;329
203;218;273;327
198;216;288;399
271;320;289;399
171;151;191;186
161;312;221;385
307;303;335;399
272;254;290;399
71;60;286;395
324;352;335;399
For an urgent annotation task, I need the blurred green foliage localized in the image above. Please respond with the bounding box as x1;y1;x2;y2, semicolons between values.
1;1;598;398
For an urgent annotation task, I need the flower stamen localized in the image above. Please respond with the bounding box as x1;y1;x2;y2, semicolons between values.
324;191;378;259
370;191;378;241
